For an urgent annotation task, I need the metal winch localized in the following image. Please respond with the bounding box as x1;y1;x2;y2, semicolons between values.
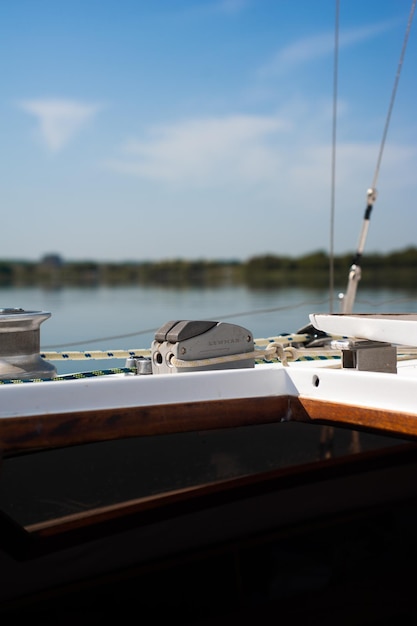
0;308;57;380
151;320;254;374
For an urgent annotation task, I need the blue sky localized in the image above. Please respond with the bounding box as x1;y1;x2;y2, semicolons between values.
1;0;416;262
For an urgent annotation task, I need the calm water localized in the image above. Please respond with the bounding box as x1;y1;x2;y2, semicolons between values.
1;284;417;375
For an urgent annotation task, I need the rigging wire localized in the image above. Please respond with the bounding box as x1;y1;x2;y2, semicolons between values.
40;293;417;351
41;298;332;349
41;1;417;352
329;0;340;314
341;0;416;314
371;0;416;191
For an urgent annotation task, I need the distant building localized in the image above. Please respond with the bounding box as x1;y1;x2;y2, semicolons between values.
40;254;64;268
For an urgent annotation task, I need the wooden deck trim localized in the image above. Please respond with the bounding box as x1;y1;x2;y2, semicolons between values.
295;396;417;440
0;395;290;455
1;390;417;456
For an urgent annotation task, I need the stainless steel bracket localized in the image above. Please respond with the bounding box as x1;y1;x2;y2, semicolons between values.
331;338;397;373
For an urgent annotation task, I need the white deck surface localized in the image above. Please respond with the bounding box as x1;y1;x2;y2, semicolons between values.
310;313;417;346
0;354;417;418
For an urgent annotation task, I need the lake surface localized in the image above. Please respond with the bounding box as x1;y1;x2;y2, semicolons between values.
1;284;417;375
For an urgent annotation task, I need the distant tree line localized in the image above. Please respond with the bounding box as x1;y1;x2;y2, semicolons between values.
0;247;416;289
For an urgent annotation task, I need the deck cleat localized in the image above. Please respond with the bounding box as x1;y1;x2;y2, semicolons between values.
151;320;254;374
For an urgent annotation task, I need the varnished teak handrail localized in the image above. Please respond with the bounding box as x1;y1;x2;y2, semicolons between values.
1;393;417;456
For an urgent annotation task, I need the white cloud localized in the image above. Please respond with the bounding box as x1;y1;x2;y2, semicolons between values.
259;19;399;77
18;98;101;152
107;114;291;186
104;106;416;237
